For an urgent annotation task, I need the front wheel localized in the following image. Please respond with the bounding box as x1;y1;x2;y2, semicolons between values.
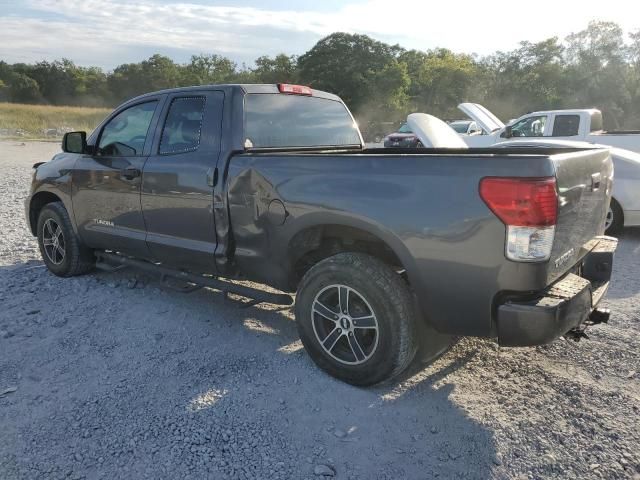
295;253;418;386
37;202;95;277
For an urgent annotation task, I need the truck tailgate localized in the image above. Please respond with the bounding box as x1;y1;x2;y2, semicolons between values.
548;148;613;283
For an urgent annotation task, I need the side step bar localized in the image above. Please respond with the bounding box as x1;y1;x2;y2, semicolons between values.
95;252;294;307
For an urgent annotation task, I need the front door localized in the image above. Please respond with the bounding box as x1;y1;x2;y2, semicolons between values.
141;91;224;272
73;99;162;257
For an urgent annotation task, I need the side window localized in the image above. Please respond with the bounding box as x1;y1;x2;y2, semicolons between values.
552;115;580;136
159;97;206;154
511;115;547;137
98;101;157;156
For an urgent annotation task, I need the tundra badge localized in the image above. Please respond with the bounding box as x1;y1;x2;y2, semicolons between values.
554;248;575;268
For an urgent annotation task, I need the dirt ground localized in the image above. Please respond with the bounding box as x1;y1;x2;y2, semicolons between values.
1;141;639;480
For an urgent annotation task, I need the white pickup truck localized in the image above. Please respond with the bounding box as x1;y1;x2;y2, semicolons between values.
460;103;640;154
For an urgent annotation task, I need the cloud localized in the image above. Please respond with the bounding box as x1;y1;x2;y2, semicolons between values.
1;0;638;68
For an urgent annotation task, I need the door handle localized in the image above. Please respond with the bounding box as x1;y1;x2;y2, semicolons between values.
121;167;141;180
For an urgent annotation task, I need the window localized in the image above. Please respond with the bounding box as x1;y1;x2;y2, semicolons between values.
552;115;580;136
397;123;413;133
450;121;471;134
510;115;547;137
98;101;157;156
244;94;361;148
159;97;206;154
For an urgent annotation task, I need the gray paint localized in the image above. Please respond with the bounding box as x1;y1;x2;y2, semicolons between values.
25;85;613;341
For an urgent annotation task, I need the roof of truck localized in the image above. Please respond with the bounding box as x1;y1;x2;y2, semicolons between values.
125;84;342;104
524;108;601;116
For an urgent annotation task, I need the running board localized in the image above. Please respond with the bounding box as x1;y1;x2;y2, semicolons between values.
95;252;294;307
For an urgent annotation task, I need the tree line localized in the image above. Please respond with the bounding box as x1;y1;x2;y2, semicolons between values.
1;21;639;131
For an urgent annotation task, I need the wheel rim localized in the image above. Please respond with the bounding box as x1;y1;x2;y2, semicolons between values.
42;218;66;265
311;284;379;365
605;206;614;230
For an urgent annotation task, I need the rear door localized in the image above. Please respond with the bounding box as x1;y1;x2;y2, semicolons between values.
141;90;224;272
73;98;162;257
549;113;582;139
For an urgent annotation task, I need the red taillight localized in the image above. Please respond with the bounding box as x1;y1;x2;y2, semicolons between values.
278;84;312;95
479;177;557;227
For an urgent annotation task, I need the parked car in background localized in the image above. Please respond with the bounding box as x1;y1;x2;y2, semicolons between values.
494;139;640;235
383;122;422;148
361;120;396;144
448;120;482;136
26;84;617;386
460;103;640;153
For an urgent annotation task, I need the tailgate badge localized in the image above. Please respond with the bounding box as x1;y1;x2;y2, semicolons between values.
554;248;575;268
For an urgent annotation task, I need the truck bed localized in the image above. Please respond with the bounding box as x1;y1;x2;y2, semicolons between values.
226;145;612;337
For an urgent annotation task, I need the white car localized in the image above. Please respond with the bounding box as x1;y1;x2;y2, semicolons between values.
459;103;640;154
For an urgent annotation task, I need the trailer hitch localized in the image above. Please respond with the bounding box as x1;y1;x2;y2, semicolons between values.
564;307;610;342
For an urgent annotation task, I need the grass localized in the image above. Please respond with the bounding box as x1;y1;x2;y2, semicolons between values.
0;102;111;139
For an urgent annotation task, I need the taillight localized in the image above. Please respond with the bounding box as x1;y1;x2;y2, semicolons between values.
278;84;312;95
479;177;558;262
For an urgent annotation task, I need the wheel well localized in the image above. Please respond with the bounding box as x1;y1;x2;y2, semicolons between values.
28;192;62;235
288;225;406;288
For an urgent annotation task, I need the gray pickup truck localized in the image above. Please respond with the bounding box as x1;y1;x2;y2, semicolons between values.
26;84;617;385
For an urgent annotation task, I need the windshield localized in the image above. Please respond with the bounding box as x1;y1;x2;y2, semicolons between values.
450;122;470;133
397;123;412;133
244;94;361;148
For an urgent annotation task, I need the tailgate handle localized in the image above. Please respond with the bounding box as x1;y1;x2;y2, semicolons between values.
591;173;601;191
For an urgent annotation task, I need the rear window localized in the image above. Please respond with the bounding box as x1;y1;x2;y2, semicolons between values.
244;94;361;148
552;115;580;136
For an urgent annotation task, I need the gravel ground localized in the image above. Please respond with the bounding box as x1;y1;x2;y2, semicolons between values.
1;141;639;480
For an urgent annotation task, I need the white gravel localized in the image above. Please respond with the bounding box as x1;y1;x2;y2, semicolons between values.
1;141;639;480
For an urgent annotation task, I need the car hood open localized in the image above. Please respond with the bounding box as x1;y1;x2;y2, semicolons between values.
458;103;505;134
407;113;469;149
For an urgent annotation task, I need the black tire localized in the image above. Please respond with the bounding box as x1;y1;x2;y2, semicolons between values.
36;202;95;277
295;253;418;386
605;198;624;236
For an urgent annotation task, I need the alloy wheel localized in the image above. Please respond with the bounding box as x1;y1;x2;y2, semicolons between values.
42;218;66;265
311;284;379;365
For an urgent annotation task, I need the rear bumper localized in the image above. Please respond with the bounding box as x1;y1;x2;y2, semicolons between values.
497;236;618;346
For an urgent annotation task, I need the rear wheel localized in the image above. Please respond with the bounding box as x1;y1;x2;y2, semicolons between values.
295;253;418;386
605;198;623;236
37;202;95;277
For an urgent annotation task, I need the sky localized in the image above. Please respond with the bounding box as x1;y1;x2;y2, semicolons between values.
0;0;639;69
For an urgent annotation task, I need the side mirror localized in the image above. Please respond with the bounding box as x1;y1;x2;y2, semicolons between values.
500;126;513;139
62;131;87;153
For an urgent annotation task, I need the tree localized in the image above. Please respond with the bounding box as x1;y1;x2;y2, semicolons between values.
251;54;297;83
8;73;41;103
108;54;182;102
401;48;477;118
564;21;628;128
182;54;238;85
480;38;566;119
298;33;406;116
